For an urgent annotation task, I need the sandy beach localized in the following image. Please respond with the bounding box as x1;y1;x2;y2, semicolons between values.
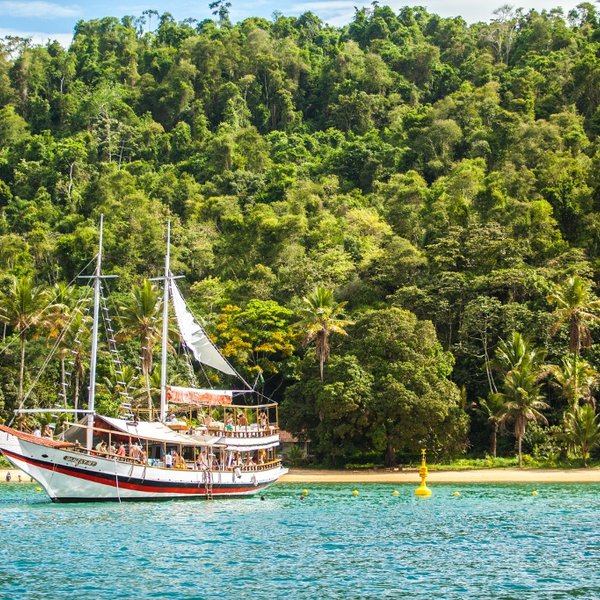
0;469;33;483
279;468;600;484
3;467;600;485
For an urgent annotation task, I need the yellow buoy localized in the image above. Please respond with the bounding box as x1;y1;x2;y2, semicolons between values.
302;489;309;496
415;485;431;497
352;489;359;496
35;487;42;492
392;490;399;497
532;490;538;496
415;448;432;497
453;491;460;497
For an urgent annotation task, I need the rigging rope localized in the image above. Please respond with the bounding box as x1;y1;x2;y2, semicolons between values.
21;283;95;407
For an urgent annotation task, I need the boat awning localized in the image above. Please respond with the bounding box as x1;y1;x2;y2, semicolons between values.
167;386;233;407
220;441;281;452
97;416;222;447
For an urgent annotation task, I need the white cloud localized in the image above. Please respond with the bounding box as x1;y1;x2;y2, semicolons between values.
0;1;80;19
290;0;357;26
290;0;583;25
0;27;73;47
291;0;356;10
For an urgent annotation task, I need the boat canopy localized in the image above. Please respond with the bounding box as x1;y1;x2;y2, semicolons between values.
97;416;222;447
166;385;233;407
222;441;281;452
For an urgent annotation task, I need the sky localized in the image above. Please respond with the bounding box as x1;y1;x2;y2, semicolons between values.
0;0;587;46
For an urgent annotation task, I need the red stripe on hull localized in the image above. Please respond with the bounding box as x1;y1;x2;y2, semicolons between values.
3;449;265;496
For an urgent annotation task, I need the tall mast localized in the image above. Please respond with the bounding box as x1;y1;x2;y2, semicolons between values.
159;221;171;423
86;214;104;449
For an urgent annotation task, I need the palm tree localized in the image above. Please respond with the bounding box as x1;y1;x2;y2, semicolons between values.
118;280;162;410
45;282;76;408
69;310;91;416
548;275;600;356
548;276;600;403
494;331;545;374
547;354;598;411
102;364;139;414
477;394;506;458
297;287;353;381
0;276;51;410
562;405;600;466
498;367;549;467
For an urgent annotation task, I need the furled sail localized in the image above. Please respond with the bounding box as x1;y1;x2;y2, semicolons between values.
170;281;238;377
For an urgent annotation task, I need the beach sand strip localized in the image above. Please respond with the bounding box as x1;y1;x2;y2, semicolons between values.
2;467;600;485
279;468;600;484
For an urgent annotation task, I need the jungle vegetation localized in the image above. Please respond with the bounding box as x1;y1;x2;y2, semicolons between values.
0;3;600;467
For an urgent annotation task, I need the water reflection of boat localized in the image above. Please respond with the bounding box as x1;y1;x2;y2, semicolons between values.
0;218;287;502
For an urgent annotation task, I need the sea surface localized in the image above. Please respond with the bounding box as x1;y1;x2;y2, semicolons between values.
0;482;599;599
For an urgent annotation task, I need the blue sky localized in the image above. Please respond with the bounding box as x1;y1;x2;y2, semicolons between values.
0;1;586;46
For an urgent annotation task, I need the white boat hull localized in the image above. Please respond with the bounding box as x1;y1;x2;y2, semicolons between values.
0;428;287;502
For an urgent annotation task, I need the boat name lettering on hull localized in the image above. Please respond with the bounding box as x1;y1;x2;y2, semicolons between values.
63;456;97;467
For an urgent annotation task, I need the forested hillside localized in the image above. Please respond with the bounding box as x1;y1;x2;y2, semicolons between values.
1;4;599;466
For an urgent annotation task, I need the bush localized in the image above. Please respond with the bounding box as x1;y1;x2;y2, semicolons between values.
284;445;305;468
429;456;520;470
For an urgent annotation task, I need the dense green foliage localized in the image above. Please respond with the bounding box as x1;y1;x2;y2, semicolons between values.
1;4;600;466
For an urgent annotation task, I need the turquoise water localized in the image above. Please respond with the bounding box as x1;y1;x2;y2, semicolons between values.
1;483;600;599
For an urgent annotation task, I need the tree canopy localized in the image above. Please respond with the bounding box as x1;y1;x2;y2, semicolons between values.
1;4;600;465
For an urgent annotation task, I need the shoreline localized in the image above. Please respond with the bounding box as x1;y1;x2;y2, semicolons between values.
279;467;600;484
0;469;33;483
3;467;600;485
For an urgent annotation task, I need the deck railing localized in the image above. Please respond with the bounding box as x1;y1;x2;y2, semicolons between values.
73;445;283;472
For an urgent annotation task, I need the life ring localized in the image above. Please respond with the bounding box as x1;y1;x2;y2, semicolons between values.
234;467;241;478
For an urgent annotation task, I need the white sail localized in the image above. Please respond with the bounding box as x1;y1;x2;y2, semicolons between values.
170;280;238;377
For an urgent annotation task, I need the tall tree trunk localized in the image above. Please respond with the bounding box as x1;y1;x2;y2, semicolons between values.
142;360;153;413
491;422;498;458
142;340;154;413
574;349;579;411
517;434;522;467
60;355;67;409
74;370;80;417
145;371;153;413
18;333;26;411
384;436;396;467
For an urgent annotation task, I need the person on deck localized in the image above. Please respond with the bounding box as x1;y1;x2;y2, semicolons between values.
173;451;185;469
117;443;126;457
42;425;53;439
258;411;268;430
129;444;142;461
165;451;173;468
238;413;248;429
